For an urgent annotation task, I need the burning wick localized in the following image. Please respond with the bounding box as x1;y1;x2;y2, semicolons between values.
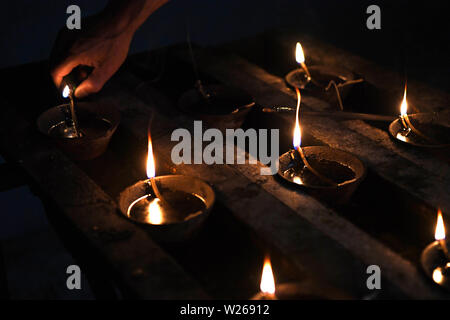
435;209;449;260
144;128;175;222
62;85;81;138
146;134;166;204
259;257;277;299
398;85;436;143
292;87;338;186
296;42;311;82
127;134;166;225
399;85;411;134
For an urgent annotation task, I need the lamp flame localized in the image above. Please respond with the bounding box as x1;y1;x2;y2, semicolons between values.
295;42;305;64
260;257;276;295
62;85;70;98
435;209;446;241
400;85;408;117
146;135;156;179
293;87;302;149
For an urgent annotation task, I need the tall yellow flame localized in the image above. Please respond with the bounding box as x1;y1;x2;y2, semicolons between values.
435;209;446;241
293;87;302;148
260;258;276;295
146;136;156;179
295;42;305;64
400;85;408;117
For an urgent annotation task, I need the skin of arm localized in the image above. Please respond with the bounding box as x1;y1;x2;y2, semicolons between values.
51;0;169;98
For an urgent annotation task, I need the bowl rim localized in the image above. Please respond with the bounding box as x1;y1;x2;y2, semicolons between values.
36;102;121;141
118;174;216;226
277;146;367;190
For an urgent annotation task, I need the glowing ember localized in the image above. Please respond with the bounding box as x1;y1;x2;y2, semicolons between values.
292;87;302;149
400;85;408;117
435;209;446;241
432;267;443;284
62;85;70;98
295;42;306;64
395;132;408;142
260;258;276;295
293;176;303;185
146;136;156;179
147;198;163;225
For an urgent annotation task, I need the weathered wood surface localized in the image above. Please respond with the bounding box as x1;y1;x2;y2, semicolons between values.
0;100;208;300
1;39;449;299
97;68;446;298
175;47;450;219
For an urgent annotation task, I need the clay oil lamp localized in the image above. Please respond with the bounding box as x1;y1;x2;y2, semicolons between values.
118;127;215;242
285;42;363;110
389;84;450;148
277;87;366;205
37;66;120;160
421;209;450;291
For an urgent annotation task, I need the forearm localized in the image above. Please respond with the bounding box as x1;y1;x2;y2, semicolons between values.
99;0;169;36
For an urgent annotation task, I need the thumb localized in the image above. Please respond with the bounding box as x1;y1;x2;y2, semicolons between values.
51;59;80;88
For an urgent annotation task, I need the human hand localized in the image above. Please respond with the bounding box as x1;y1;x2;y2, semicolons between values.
50;15;133;98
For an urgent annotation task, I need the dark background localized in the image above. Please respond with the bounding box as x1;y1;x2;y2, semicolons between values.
0;0;449;91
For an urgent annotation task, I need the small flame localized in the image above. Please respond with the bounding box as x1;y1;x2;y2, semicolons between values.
435;209;446;241
293;176;303;185
295;42;305;64
400;85;408;117
146;135;156;179
62;85;70;98
260;257;276;295
432;267;443;284
293;87;302;149
147;198;163;225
